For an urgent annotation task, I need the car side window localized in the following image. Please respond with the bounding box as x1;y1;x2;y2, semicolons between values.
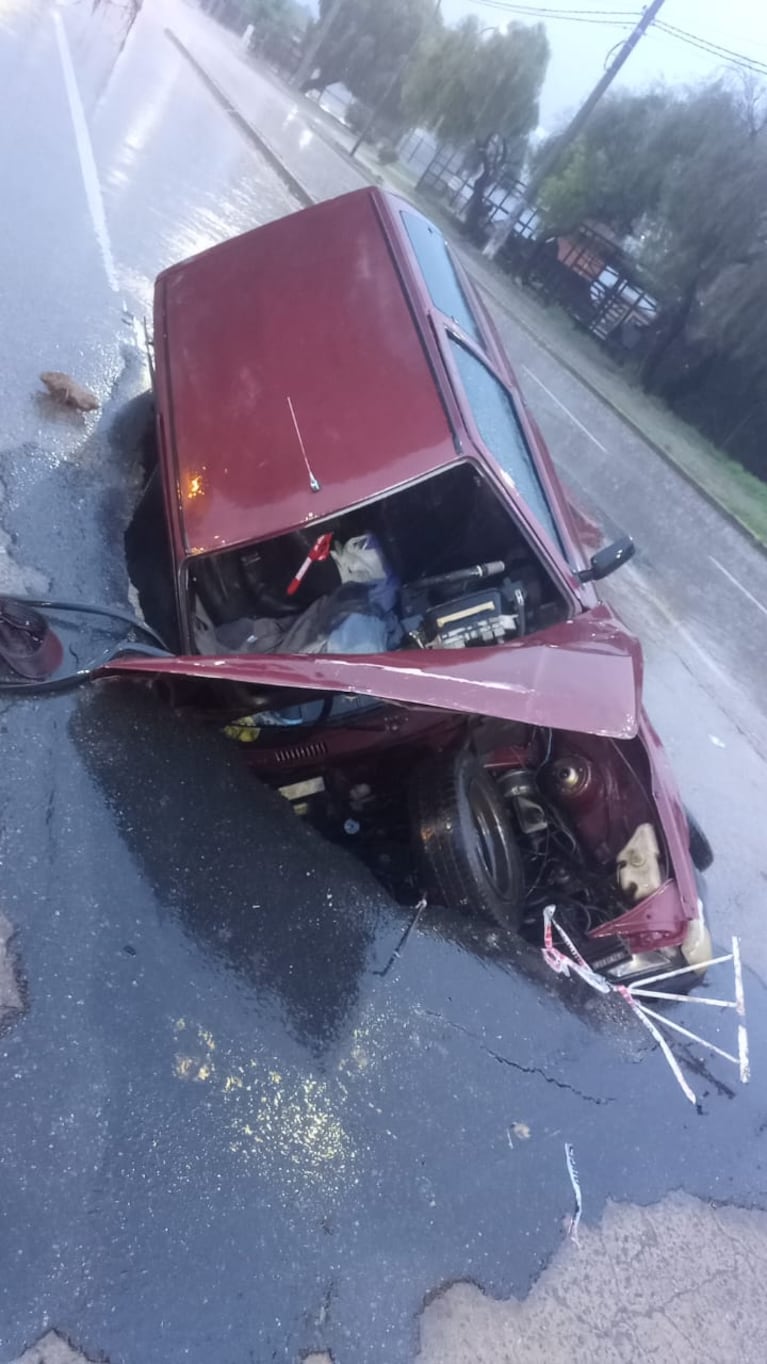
402;211;484;345
449;338;564;552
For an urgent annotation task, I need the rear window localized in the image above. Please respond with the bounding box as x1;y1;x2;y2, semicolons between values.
402;211;484;344
449;339;564;552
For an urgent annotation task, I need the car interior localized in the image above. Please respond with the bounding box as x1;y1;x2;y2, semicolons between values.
188;461;569;658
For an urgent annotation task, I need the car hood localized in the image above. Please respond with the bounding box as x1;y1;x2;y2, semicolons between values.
104;605;642;739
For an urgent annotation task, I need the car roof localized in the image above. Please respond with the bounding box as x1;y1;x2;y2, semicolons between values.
154;188;460;557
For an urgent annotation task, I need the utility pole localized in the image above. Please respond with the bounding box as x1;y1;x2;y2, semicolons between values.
487;0;667;253
291;0;346;91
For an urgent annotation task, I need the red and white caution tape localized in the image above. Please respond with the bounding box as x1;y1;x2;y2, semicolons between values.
541;909;749;1107
564;1141;583;1246
542;905;610;994
617;985;697;1105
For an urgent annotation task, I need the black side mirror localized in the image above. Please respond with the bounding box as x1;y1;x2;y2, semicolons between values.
576;535;635;584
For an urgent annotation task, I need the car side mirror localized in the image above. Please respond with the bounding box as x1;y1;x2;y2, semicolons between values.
576;535;635;584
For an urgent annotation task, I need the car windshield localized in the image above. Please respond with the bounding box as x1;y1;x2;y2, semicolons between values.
402;210;485;345
449;338;564;552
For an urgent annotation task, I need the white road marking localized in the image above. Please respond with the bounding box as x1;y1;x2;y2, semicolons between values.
521;365;608;453
53;11;119;292
709;554;767;619
618;562;739;690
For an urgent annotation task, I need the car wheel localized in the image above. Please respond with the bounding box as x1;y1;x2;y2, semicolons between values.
686;807;714;871
410;748;525;931
111;389;157;481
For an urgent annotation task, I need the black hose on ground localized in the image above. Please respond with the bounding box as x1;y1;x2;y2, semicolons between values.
5;595;171;650
0;643;169;694
0;596;172;695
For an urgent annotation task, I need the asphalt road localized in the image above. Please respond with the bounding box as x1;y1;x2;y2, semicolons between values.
0;4;766;1363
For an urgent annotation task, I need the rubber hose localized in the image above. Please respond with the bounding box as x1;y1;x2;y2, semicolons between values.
0;641;170;695
1;595;171;651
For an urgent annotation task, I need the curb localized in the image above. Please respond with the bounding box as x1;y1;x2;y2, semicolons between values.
167;29;765;557
165;30;314;210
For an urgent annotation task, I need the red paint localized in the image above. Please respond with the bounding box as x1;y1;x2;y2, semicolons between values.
589;880;689;951
106;603;641;739
107;187;705;959
154;191;459;559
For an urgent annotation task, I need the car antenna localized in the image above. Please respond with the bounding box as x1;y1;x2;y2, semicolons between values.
287;394;321;493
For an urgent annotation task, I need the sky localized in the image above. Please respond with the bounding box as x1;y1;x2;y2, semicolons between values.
441;0;767;133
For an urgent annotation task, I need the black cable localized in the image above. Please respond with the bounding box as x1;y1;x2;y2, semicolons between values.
654;20;767;76
0;596;172;695
0;640;170;695
1;595;171;651
475;1;640;22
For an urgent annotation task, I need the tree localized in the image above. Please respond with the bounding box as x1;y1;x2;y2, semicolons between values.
299;0;434;115
403;17;549;241
245;0;310;58
535;89;675;236
532;80;767;408
637;83;767;390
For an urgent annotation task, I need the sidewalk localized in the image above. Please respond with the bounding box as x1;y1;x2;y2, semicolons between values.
165;1;767;549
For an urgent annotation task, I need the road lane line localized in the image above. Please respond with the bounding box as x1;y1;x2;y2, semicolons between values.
521;365;608;453
618;563;739;694
53;10;119;292
709;555;767;619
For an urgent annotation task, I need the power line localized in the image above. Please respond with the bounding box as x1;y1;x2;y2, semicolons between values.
475;2;640;14
475;2;641;21
487;0;669;258
654;20;767;78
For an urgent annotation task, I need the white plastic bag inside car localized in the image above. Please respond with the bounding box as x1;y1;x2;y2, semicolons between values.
331;534;388;585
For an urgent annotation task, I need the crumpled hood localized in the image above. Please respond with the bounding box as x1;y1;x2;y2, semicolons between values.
103;604;642;740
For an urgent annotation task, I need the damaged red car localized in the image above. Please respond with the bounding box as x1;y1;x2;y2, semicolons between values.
115;186;714;985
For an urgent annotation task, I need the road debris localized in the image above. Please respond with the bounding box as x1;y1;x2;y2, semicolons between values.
564;1142;582;1246
10;1329;101;1363
39;371;99;411
0;911;23;1024
542;906;750;1107
373;898;427;977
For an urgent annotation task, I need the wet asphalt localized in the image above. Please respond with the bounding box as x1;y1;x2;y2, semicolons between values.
1;3;767;1362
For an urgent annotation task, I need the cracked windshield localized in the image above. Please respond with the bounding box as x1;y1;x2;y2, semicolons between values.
1;0;766;1360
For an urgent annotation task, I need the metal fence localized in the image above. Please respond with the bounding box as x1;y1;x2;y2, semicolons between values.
413;143;524;233
498;222;658;355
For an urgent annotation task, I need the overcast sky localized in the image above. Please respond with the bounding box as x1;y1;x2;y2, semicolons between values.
440;0;767;133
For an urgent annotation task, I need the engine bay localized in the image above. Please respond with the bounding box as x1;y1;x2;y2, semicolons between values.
174;462;679;980
248;709;671;978
189;462;568;659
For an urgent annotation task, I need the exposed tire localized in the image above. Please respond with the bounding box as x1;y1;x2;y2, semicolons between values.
410;748;525;931
686;807;714;871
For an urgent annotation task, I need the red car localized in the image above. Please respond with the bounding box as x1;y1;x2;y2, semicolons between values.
114;187;713;985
